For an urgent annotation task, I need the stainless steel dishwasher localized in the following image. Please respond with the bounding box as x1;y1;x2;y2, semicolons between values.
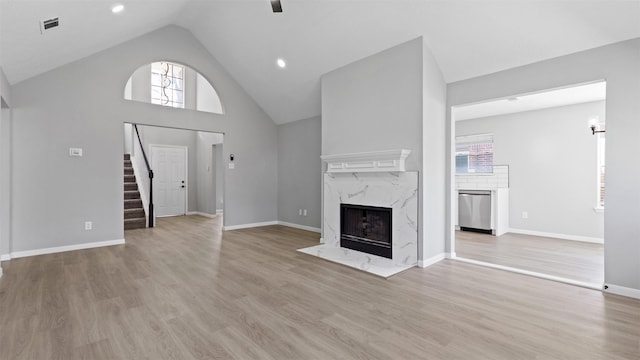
458;190;492;233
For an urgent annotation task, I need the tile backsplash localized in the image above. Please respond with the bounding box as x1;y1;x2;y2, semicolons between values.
456;165;509;190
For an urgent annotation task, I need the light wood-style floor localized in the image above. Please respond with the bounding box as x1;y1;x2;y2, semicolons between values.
1;216;638;359
456;230;605;284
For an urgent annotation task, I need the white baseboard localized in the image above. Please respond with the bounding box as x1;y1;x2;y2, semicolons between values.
418;253;445;268
446;252;456;259
277;221;321;233
9;239;126;259
186;211;218;219
0;254;10;261
604;284;640;300
223;221;279;231
508;228;604;244
216;209;223;214
0;266;3;278
223;220;321;233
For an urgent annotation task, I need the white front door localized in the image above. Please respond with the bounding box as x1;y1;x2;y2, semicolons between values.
151;145;187;217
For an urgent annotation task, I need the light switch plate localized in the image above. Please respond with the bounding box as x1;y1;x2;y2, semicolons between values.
69;148;83;157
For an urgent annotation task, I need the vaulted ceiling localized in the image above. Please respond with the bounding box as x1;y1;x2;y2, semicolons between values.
1;0;639;124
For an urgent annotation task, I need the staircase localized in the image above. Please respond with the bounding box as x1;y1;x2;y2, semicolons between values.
124;154;146;230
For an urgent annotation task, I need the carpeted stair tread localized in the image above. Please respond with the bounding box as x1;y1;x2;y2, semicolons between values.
124;190;141;199
124;199;143;209
124;218;146;230
123;153;146;230
125;208;145;219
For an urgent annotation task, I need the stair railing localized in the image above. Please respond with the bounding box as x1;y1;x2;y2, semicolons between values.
133;124;154;228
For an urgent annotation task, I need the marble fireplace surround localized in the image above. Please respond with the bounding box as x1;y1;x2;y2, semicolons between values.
298;150;418;278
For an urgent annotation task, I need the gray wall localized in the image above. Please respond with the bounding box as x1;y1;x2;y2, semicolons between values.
277;116;321;229
321;38;423;171
421;41;448;261
447;38;640;291
0;67;11;262
196;131;224;215
321;37;447;262
9;25;277;253
129;64;151;103
457;101;605;239
197;73;224;114
0;67;11;106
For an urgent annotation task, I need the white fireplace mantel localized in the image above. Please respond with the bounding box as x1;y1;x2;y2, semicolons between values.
321;149;411;173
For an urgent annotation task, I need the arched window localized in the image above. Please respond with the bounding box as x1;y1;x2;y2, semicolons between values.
124;61;223;114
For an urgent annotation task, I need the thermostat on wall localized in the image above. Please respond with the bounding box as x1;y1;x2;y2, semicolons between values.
69;148;83;157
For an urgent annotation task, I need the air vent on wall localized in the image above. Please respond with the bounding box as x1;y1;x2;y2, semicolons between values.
271;0;283;13
40;17;59;34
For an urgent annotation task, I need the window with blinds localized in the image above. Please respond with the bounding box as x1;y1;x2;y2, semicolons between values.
456;134;494;174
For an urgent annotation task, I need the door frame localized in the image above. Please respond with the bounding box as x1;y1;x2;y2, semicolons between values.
448;80;606;290
149;144;188;217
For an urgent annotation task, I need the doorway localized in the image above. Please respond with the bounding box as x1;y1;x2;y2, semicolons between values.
151;145;188;217
123;123;225;227
450;81;606;288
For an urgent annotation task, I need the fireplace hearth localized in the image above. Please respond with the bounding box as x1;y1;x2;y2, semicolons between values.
297;170;417;278
340;204;392;259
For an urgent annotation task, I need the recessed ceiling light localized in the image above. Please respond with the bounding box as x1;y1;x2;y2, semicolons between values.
276;58;286;68
112;4;124;14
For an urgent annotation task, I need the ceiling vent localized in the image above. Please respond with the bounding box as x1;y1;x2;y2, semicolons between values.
40;17;59;34
270;0;283;13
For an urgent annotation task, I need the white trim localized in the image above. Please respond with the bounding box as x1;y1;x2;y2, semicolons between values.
508;228;604;244
418;253;445;268
0;266;3;278
0;253;11;261
603;284;640;300
9;239;125;259
223;221;278;231
186;211;218;219
592;207;604;213
321;149;411;173
277;221;321;233
453;256;602;290
216;209;224;214
446;252;456;259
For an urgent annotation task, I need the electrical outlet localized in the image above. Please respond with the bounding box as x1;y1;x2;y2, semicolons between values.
303;209;307;216
298;209;303;216
85;221;92;230
522;211;528;219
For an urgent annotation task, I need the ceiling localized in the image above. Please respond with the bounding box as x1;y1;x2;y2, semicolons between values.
1;1;639;124
454;81;607;121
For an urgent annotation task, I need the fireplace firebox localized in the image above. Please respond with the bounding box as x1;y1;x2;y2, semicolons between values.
340;204;392;259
